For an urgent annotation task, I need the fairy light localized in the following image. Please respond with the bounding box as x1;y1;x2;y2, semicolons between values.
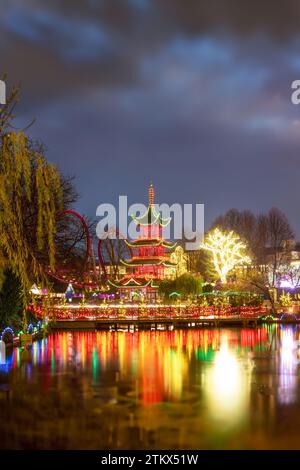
0;327;15;342
149;182;154;206
201;228;251;283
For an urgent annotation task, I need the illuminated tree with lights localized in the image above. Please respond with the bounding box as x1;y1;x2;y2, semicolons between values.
279;291;293;308
201;228;251;283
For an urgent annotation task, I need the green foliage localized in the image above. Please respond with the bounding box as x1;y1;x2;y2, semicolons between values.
197;249;217;282
228;291;263;307
0;131;63;312
201;282;214;293
0;82;67;323
159;274;202;299
198;290;263;307
0;270;23;330
0;270;42;332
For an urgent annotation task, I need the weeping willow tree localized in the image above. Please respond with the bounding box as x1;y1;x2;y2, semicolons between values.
0;82;64;327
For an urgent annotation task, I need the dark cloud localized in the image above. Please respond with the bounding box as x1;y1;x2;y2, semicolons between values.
2;0;300;103
155;0;300;39
1;0;300;234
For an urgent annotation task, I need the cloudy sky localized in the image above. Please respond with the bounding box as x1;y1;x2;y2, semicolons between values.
1;0;300;234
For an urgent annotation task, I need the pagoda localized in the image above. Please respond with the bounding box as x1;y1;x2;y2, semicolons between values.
109;184;177;301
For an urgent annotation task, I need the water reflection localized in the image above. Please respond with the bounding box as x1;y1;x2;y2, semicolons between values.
207;335;253;427
0;340;5;364
1;326;300;449
278;327;299;405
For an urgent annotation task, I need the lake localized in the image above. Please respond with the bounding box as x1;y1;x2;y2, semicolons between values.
0;325;300;449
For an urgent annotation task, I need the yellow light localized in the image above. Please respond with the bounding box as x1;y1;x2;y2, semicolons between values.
55;303;189;309
205;335;252;427
201;228;251;283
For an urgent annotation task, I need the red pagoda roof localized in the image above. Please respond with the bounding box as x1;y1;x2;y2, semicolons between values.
108;277;159;289
121;257;176;267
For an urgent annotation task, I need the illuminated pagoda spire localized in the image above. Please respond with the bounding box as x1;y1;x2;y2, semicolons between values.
149;182;154;206
132;183;171;230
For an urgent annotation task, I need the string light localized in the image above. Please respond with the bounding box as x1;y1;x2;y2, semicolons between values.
0;327;15;342
201;228;251;283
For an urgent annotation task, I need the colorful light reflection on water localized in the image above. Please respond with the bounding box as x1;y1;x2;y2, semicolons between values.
1;326;300;449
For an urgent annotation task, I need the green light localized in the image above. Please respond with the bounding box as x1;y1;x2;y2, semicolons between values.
51;350;55;375
92;347;98;382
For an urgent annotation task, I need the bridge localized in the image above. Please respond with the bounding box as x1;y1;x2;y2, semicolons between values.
29;304;270;330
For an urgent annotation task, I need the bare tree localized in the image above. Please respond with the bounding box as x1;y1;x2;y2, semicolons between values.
212;207;295;313
240;267;277;313
257;207;294;287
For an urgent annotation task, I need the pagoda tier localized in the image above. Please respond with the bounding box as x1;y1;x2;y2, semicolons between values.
109;277;159;289
122;257;175;279
125;238;176;248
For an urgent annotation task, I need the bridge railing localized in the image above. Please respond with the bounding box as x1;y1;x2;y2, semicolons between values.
29;304;268;321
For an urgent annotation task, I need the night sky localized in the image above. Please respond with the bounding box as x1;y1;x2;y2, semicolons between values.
1;1;300;234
